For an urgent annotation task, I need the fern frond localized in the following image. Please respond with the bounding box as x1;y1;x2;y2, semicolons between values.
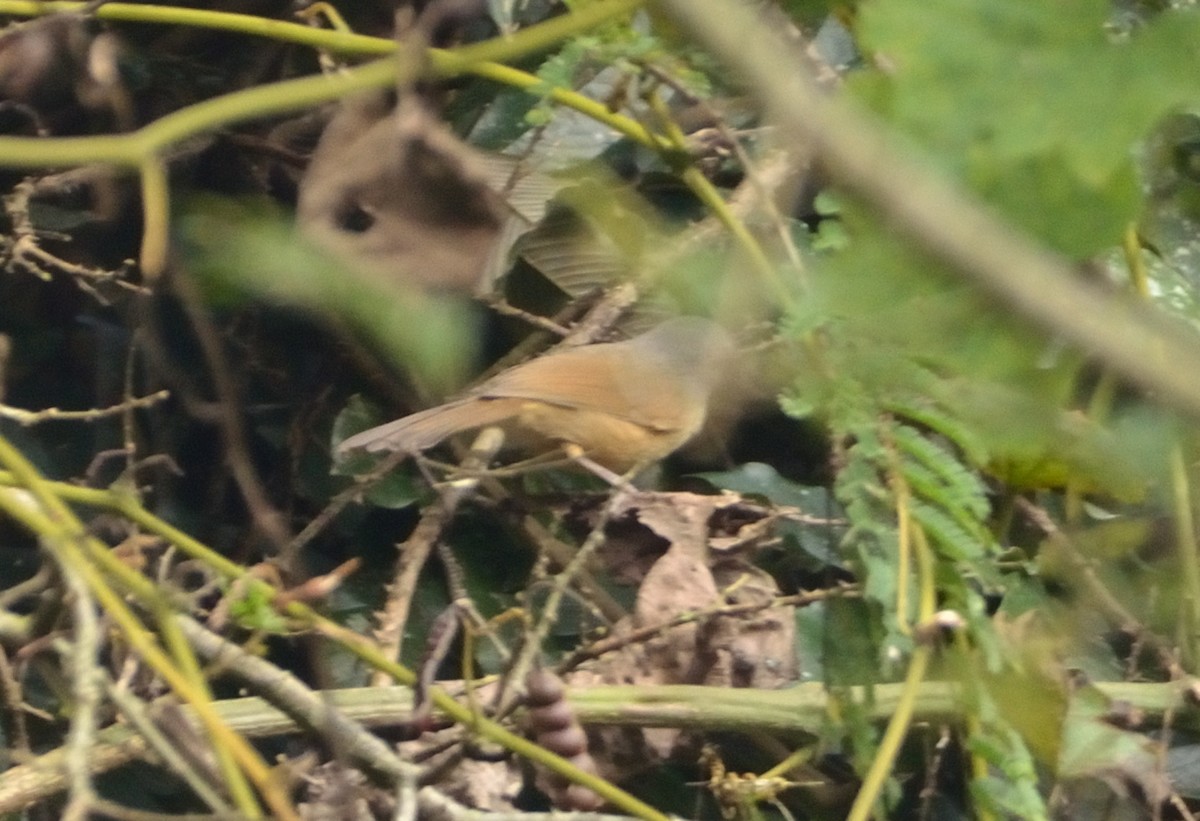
908;498;988;563
885;397;990;467
897;422;988;518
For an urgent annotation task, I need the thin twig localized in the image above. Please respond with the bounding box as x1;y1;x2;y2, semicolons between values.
171;273;292;553
58;554;101;821
557;586;856;672
499;480;636;716
0;390;170;426
278;448;410;575
369;427;506;687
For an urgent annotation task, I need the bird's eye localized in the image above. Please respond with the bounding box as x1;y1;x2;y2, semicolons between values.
334;200;374;234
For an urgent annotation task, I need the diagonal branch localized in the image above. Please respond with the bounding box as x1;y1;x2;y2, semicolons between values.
658;0;1200;420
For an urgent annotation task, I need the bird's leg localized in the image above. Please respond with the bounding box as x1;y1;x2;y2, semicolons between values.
440;449;576;480
563;445;646;493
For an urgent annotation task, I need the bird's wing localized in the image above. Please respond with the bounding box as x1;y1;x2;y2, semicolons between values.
478;345;688;431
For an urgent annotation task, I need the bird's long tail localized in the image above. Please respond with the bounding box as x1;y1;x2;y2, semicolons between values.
336;397;524;455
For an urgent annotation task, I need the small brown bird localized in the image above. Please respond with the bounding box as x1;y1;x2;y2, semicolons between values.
336;317;735;471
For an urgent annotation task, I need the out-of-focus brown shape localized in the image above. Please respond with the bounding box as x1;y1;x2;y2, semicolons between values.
525;668;605;811
296;90;512;294
0;14;130;133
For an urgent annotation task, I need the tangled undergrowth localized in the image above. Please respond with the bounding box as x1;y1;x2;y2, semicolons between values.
1;1;1200;819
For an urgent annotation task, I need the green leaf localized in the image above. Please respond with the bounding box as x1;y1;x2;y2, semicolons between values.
226;584;290;634
909;498;986;562
973;152;1139;257
855;0;1200;252
697;461;829;508
329;395;385;473
884;397;990;468
329;397;423;509
699;462;847;566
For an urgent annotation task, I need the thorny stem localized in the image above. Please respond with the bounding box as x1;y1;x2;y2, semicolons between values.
452;59;662;147
0;0;645;56
501;480;632;712
6;676;1200;812
0;1;651;164
642;88;792;306
368;428;505;687
0;437;283;819
0;466;670;821
0;0;395;54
